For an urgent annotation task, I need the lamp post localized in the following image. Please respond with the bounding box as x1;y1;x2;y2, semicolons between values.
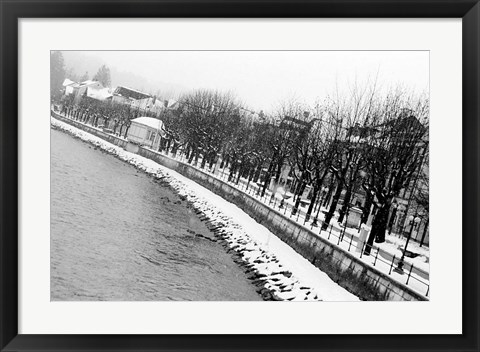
394;213;421;274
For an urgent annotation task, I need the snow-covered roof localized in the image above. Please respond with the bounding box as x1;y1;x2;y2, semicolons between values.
113;86;151;100
62;78;76;87
86;87;113;101
80;80;101;87
131;116;165;131
164;99;178;109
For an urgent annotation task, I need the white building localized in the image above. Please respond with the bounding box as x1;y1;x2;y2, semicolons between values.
126;116;166;150
130;97;179;116
62;78;79;96
112;86;151;107
73;80;104;103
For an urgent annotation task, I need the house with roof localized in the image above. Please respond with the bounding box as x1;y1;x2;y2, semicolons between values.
62;78;79;96
126;95;180;117
72;80;104;104
148;97;179;115
130;97;150;110
112;86;151;107
126;116;166;150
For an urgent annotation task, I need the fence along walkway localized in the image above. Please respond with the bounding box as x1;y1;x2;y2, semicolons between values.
171;153;430;298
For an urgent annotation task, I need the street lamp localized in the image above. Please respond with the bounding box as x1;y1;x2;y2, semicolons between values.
394;213;421;274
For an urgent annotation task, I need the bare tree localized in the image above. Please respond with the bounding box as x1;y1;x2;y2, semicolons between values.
258;101;308;198
361;91;429;254
301;108;340;222
176;90;241;167
320;85;376;231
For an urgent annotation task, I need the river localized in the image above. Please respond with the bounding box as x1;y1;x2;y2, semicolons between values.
50;129;261;301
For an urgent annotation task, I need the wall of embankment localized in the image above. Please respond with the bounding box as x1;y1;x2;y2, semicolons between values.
52;112;427;301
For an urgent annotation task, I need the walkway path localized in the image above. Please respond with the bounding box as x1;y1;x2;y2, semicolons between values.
163;152;430;297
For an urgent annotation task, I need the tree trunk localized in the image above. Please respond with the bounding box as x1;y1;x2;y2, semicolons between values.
188;149;196;164
261;159;275;197
338;187;353;224
292;171;307;203
293;179;304;203
253;165;262;184
361;191;373;225
236;167;242;184
292;181;307;216
369;202;391;246
246;169;254;189
171;142;178;157
200;154;207;169
228;160;237;182
290;178;297;199
274;161;283;184
387;207;397;234
261;172;271;196
220;153;227;169
209;154;216;171
305;186;319;222
323;177;335;207
321;182;343;231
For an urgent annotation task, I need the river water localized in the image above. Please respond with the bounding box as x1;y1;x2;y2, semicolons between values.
50;129;261;301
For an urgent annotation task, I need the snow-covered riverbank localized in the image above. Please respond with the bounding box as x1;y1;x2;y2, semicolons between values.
51;116;359;301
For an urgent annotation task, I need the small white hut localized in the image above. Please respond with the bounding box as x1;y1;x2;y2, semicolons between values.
127;116;166;150
62;78;78;96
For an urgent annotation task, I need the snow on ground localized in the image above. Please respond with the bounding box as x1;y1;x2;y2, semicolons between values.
143;137;429;296
51;116;359;302
178;159;430;297
219;182;429;296
324;219;430;274
214;167;430;266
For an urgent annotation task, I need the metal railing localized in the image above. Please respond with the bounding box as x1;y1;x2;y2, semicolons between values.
213;170;430;298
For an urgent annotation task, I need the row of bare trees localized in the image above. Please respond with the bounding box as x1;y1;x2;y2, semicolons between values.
158;87;429;248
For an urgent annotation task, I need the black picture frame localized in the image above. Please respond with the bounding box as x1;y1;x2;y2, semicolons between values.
1;1;478;351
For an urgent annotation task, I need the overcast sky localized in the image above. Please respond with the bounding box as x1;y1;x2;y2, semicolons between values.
63;50;429;113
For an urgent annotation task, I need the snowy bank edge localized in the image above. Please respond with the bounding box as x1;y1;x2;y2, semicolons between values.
51;116;359;302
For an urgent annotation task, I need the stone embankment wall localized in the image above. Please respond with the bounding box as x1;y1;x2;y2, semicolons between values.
52;112;427;301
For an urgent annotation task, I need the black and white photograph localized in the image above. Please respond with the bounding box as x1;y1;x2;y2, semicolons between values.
50;50;430;302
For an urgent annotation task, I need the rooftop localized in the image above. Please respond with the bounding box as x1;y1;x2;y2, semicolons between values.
62;78;76;87
131;116;165;131
113;86;151;100
86;87;113;101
